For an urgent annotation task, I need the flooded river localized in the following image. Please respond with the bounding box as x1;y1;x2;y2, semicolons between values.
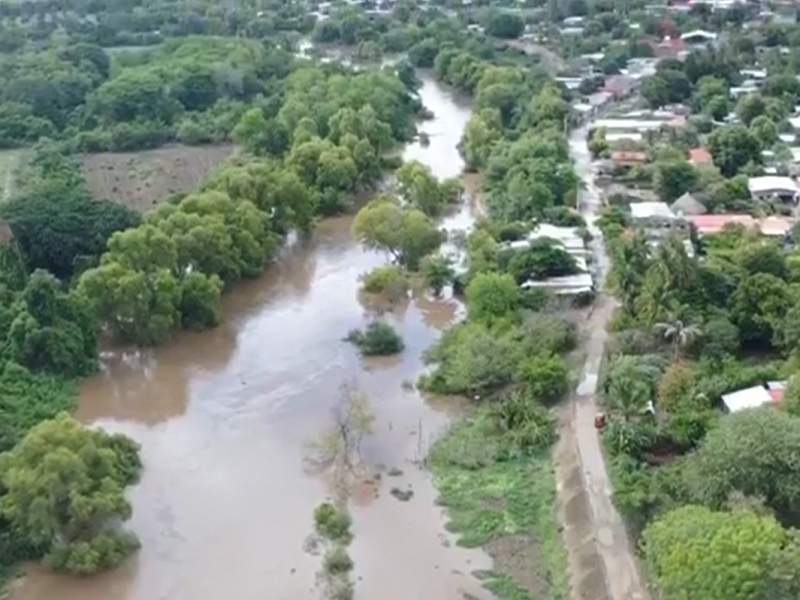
15;76;495;600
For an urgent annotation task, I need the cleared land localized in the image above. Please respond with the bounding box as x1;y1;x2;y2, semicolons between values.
0;149;24;201
81;144;236;212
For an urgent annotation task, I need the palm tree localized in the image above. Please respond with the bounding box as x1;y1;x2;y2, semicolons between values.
606;376;651;422
654;317;702;360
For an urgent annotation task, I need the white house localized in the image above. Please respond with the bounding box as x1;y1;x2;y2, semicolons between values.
748;176;799;203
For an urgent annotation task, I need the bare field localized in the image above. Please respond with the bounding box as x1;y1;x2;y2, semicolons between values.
81;144;236;212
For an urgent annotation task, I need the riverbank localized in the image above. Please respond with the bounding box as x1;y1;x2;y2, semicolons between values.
430;415;569;600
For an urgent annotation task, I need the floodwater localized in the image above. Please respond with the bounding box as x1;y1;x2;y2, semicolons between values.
14;76;494;600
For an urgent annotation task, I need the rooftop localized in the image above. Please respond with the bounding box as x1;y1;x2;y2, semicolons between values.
689;147;713;164
630;202;677;220
722;385;782;413
748;175;798;195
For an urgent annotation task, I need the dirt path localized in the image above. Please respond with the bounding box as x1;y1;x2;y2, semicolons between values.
555;127;651;600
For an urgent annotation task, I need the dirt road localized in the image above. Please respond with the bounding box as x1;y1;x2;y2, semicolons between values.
555;127;650;600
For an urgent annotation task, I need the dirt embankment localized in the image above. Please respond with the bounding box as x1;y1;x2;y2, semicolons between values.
81;144;236;212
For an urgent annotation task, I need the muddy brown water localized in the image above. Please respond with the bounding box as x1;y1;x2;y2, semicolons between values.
14;77;496;600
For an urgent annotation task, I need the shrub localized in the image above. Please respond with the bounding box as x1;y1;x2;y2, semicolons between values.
322;546;354;575
346;321;404;356
360;265;409;297
313;503;352;544
420;254;455;296
492;390;557;456
516;352;570;404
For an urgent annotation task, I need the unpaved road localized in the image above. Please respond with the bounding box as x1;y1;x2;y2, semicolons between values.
556;126;650;600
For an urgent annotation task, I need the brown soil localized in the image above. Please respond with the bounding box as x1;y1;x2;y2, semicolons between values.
81;144;236;212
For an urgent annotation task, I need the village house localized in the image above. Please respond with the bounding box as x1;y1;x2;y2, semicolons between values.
603;74;638;100
680;29;718;46
688;147;713;166
629;202;689;231
670;192;707;216
721;381;786;413
610;150;648;167
687;214;794;237
748;175;799;204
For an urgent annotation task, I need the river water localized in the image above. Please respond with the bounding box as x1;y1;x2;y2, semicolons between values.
14;76;494;600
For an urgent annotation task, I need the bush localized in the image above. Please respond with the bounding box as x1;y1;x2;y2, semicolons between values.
492;390;557;456
346;321;404;356
313;503;352;544
516;352;569;404
360;265;409;297
420;254;455;296
322;546;354;575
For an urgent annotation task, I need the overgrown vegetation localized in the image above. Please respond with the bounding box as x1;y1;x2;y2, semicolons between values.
346;320;405;357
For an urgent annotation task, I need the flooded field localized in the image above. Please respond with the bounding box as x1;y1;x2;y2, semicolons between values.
14;76;497;600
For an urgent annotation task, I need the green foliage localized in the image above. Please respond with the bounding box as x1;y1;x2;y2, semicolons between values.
8;271;96;377
313;503;352;545
429;411;567;600
352;196;444;270
643;505;794;600
517;352;570;405
0;413;142;574
2;169;140;279
684;408;800;524
346;321;405;357
323;546;354;576
360;265;409;297
465;272;519;323
420;254;455;296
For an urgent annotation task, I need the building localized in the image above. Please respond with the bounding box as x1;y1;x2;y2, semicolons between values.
670;192;707;216
689;147;713;166
722;382;785;413
630;202;688;230
521;273;594;296
680;29;718;45
687;214;793;237
748;176;799;203
603;75;637;100
611;150;648;167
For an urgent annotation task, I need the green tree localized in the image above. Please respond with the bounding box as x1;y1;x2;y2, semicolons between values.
685;408;800;523
396;160;453;216
653;317;702;359
708;124;761;177
735;93;767;127
654;161;697;202
421;254;455;297
643;505;790;600
465;272;519;323
0;413;142;574
352;197;444;270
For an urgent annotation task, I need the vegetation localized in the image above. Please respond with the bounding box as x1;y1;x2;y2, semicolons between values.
0;412;141;574
346;321;405;357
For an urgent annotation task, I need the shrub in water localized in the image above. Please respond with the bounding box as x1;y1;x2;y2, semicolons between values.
313;503;352;544
360;266;409;297
346;321;404;356
323;546;354;575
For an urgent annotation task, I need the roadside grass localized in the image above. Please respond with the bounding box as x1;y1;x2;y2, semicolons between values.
0;149;23;201
429;412;569;600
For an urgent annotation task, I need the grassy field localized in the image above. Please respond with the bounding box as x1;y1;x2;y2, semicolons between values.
0;149;24;201
429;412;569;600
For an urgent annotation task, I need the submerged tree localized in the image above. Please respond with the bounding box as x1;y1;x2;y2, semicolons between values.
0;413;142;574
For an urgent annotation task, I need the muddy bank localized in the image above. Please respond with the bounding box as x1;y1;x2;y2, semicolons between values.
12;76;495;600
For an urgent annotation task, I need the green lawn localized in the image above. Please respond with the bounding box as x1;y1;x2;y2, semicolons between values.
429;413;569;600
0;149;23;202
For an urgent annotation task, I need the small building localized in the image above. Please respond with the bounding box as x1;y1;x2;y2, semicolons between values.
603;75;637;100
611;150;648;166
688;214;757;235
689;147;713;166
680;29;718;45
630;202;688;230
722;384;784;413
748;176;799;204
654;36;686;59
521;273;594;296
670;192;707;216
758;215;794;237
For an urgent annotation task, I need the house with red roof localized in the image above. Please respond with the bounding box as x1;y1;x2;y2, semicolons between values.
689;147;713;165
